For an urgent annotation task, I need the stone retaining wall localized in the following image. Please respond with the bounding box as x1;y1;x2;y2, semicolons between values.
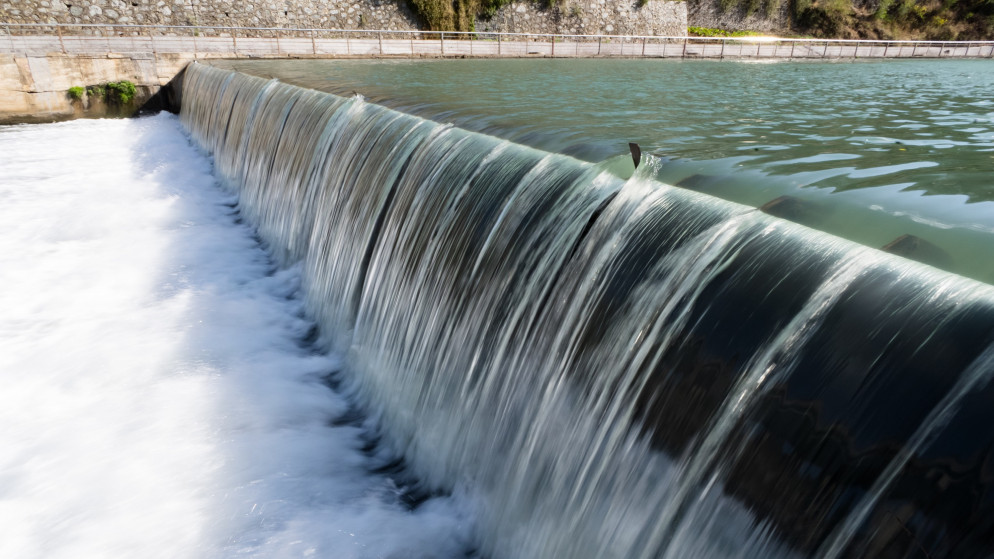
476;0;687;37
0;0;421;31
687;0;789;34
1;0;687;37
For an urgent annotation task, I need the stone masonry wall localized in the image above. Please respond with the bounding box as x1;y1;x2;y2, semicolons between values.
476;0;687;37
687;0;790;33
0;0;421;32
1;0;687;37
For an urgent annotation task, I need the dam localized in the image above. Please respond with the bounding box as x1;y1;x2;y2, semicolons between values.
2;53;994;557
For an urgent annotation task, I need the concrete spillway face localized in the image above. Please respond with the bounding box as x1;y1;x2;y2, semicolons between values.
179;62;994;559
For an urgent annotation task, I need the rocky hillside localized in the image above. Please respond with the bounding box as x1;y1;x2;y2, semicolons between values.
689;0;994;39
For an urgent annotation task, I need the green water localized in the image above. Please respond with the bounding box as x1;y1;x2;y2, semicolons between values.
210;59;994;284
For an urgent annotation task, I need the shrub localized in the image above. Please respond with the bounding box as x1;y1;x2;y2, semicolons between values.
105;81;137;105
875;0;895;19
410;0;457;29
67;86;85;100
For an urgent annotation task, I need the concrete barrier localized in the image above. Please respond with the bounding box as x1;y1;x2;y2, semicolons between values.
0;51;194;124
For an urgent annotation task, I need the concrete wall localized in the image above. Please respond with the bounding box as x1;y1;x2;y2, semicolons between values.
477;0;687;37
0;52;190;123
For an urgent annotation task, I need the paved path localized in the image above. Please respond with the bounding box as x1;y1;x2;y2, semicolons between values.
4;33;994;59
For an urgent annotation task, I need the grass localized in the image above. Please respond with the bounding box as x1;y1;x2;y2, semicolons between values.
688;26;764;36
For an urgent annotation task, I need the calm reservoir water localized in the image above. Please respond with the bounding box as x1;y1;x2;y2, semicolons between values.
212;59;994;284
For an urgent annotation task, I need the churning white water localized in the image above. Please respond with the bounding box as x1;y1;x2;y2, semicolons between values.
0;114;473;558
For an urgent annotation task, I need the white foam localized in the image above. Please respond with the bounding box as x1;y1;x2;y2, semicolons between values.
0;114;473;558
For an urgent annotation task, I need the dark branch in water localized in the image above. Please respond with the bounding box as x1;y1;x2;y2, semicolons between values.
629;142;641;169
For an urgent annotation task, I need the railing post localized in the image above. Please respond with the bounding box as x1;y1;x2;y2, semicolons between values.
192;28;198;59
56;24;66;54
597;35;601;55
498;33;501;56
310;28;316;55
275;29;282;56
128;26;137;54
551;34;554;57
378;31;383;55
346;32;351;55
883;41;889;58
682;36;687;58
719;38;725;59
789;40;795;59
470;32;474;56
911;42;917;57
6;24;14;55
410;32;414;57
642;36;646;57
440;32;444;56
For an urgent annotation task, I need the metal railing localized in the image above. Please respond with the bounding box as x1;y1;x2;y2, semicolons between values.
2;23;993;59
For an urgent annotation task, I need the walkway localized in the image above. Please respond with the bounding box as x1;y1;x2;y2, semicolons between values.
3;24;994;59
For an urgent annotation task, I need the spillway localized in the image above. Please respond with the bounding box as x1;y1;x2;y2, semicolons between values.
179;62;994;559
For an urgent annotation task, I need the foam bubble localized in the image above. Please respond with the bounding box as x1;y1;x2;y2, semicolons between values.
0;114;473;558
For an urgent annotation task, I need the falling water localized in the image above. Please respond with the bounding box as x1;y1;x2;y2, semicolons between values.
179;62;994;559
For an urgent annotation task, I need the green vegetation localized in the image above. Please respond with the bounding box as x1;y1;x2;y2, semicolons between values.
407;0;487;31
105;81;137;105
76;81;139;106
688;25;764;36
715;0;994;39
405;0;598;31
